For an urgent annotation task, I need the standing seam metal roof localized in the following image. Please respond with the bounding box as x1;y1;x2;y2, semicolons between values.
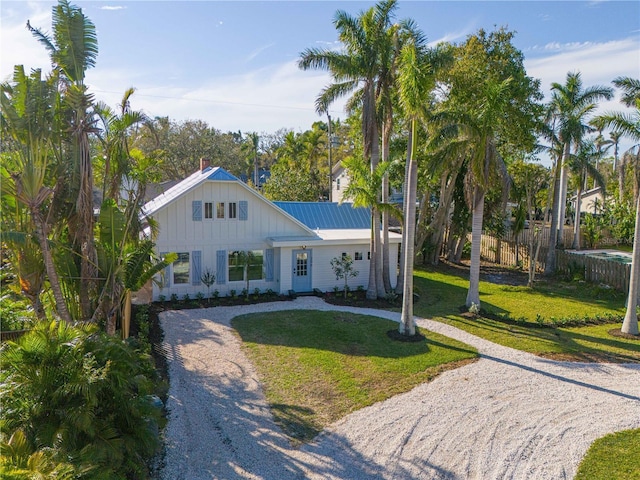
273;202;371;230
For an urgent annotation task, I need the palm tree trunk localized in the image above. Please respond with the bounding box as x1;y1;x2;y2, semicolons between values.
621;194;640;335
572;184;583;250
466;186;485;308
400;120;418;336
544;155;562;275
32;209;73;323
395;126;412;295
381;174;392;292
557;143;571;248
381;123;392;292
77;131;98;320
366;212;378;300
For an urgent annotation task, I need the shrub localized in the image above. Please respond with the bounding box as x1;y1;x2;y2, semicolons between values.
0;320;162;478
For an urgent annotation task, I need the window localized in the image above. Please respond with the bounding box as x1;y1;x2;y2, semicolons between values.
228;250;264;282
341;252;348;259
173;252;190;284
355;252;363;261
367;251;371;260
217;202;225;219
205;202;213;219
336;178;341;190
247;250;264;280
228;202;237;219
228;251;243;282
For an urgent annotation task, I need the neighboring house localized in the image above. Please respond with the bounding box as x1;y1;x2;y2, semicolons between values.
332;162;404;204
570;186;605;217
142;162;401;301
331;162;351;204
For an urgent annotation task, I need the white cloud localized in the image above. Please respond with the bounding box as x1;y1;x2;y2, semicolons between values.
525;37;640;93
429;21;477;47
525;36;640;163
245;42;275;63
0;3;52;81
88;60;347;133
100;6;126;11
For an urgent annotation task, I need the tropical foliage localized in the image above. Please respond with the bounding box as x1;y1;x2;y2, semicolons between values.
0;320;162;479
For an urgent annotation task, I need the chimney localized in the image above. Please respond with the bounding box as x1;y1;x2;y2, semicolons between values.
200;158;210;171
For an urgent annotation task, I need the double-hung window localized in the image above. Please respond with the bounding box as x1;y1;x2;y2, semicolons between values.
217;202;225;219
228;202;237;219
204;202;213;219
173;252;190;284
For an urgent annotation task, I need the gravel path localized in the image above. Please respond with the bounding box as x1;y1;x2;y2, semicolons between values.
158;297;640;480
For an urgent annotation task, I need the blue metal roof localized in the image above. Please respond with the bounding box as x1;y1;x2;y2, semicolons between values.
273;202;371;230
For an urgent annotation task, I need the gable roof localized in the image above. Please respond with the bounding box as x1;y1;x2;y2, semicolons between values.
274;201;370;230
142;167;240;217
141;167;319;236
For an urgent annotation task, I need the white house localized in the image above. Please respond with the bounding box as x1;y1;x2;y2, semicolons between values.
142;162;401;301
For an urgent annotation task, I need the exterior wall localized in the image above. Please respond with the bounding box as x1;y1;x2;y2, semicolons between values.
151;180;313;300
332;169;351;204
278;242;399;294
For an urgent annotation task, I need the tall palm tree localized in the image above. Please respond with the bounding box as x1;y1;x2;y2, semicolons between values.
342;157;401;300
595;76;640;202
1;66;73;323
544;72;613;268
568;140;606;249
622;193;639;336
28;0;100;320
433;29;542;309
395;37;435;336
299;0;399;299
593;76;640;335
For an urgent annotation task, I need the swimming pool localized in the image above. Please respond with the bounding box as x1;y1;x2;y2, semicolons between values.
584;251;632;264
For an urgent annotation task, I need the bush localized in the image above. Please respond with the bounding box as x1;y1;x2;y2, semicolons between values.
0;320;162;478
0;294;36;332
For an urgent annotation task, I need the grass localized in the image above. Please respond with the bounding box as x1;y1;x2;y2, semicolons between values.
575;429;640;479
410;265;639;363
232;309;477;443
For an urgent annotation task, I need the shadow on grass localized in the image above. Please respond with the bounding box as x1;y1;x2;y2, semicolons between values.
158;309;459;480
232;310;447;359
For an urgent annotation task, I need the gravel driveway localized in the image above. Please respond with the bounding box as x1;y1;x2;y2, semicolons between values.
158;297;640;480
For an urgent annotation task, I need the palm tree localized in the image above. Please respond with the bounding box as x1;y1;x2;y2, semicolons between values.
622;193;639;335
28;0;100;320
0;320;162;476
568;140;606;249
592;76;640;335
544;72;613;269
342;157;400;300
432;29;542;309
395;37;432;336
595;76;640;202
0;66;73;323
299;0;400;298
94;88;147;203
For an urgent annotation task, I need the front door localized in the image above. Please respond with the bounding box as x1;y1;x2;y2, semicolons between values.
292;249;312;292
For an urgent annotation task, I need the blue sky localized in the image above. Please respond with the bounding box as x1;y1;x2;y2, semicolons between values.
2;1;639;157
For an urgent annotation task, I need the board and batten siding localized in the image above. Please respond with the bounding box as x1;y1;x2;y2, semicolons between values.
151;180;313;300
279;243;399;293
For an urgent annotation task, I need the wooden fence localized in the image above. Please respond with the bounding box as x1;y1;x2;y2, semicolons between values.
473;227;631;295
555;250;632;295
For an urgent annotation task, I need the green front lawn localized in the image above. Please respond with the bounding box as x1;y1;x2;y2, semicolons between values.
232;310;477;443
575;429;640;480
411;265;639;362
